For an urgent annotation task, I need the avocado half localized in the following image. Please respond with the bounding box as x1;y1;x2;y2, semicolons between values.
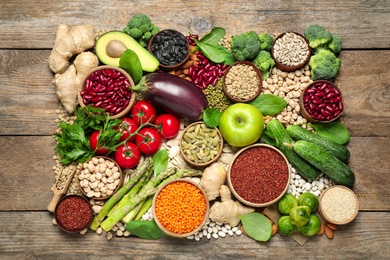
95;31;159;72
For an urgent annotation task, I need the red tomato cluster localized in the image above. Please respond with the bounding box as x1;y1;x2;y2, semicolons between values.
89;100;181;169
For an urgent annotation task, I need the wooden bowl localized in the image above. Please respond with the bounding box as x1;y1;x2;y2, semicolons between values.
318;185;359;225
271;32;311;72
152;179;210;238
78;156;124;201
148;29;190;71
227;144;291;207
78;65;136;119
179;121;223;168
222;61;262;103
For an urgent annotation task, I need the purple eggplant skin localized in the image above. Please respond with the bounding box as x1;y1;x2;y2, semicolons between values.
132;72;208;122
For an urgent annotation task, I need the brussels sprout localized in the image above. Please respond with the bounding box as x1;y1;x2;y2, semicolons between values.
298;214;322;236
289;206;311;227
277;216;296;236
278;194;299;215
298;192;319;213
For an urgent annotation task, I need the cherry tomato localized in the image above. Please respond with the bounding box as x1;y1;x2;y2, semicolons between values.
89;130;109;155
116;117;139;142
135;127;162;155
130;100;157;125
154;114;181;139
114;142;141;169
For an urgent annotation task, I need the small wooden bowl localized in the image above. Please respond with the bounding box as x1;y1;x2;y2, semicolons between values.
78;65;136;119
222;61;262;103
271;32;311;72
318;185;359;225
78;156;124;201
152;179;210;238
148;29;190;71
227;144;291;207
179;121;223;168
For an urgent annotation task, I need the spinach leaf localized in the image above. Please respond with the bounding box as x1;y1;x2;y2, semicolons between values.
192;37;225;64
203;108;223;128
119;49;143;85
260;130;277;146
215;45;236;65
309;122;350;144
249;94;287;116
200;27;226;46
238;212;272;242
153;149;169;177
125;220;168;240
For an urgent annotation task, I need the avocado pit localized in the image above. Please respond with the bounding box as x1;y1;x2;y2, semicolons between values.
106;39;127;58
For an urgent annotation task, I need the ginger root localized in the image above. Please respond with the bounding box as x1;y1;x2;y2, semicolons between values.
209;185;255;227
200;162;227;201
49;23;96;74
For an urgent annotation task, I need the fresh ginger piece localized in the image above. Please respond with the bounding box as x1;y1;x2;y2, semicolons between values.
74;51;99;83
200;162;227;201
209;185;255;227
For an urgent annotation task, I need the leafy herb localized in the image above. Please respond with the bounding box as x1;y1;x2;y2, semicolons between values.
202;108;223;128
309;121;350;144
238;212;272;242
249;94;287;116
153;149;169;177
200;27;226;45
119;49;143;84
125;220;168;240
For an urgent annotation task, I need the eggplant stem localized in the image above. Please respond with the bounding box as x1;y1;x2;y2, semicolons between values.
129;76;149;92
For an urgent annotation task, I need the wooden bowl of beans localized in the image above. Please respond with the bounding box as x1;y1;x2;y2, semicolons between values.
179;121;223;168
152;179;210;238
78;156;124;201
299;80;344;123
227;144;291;207
222;61;262;103
148;29;190;71
78;65;136;119
271;32;311;72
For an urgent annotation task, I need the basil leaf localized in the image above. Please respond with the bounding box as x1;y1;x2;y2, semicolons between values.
153;149;169;176
215;45;236;65
119;49;143;85
125;220;168;240
249;94;287;116
200;27;225;46
203;108;223;128
309;122;351;144
238;212;272;242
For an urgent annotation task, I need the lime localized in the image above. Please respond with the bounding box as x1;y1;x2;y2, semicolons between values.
298;192;319;213
298;214;322;236
289;205;311;227
277;216;296;236
277;194;298;215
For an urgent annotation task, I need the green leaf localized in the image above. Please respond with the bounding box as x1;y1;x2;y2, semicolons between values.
249;94;287;116
125;220;168;240
119;49;143;84
260;130;277;146
193;37;225;64
238;212;273;242
153;149;169;176
200;27;226;46
309;122;350;144
215;45;236;65
203;108;223;128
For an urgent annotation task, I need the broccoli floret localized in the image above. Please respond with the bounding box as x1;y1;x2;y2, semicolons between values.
123;14;159;47
309;49;341;82
328;35;342;55
258;33;274;52
252;50;275;80
230;31;261;61
304;24;333;51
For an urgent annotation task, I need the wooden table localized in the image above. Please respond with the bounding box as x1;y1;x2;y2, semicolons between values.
1;0;389;258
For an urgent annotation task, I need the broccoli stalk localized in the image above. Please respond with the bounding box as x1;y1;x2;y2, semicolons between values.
252;50;275;80
230;31;261;61
123;14;159;47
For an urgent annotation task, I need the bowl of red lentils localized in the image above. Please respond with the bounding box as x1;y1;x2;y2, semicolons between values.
222;61;262;103
227;144;291;207
152;179;210;238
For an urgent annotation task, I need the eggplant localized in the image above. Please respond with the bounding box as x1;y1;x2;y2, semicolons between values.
130;72;208;122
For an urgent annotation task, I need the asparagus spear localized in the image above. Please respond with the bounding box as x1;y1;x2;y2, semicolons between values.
134;195;153;220
122;199;147;224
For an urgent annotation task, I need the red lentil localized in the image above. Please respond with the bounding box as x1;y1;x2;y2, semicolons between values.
55;195;93;232
155;181;207;234
230;146;289;204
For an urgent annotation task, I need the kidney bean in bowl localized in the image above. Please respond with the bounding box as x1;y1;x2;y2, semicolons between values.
78;65;136;119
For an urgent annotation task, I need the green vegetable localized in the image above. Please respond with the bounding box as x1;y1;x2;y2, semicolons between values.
260;130;277;147
278;193;299;215
192;38;225;64
304;24;333;53
298;192;318;213
202;107;223;128
230;31;261;61
126;220;168;240
134;195;154;220
252;50;275;80
293;140;355;187
258;33;274;52
277;216;296;236
238;212;273;242
328;35;342;55
123;13;159;47
266;119;321;181
297;214;321;236
286;125;350;162
309;122;350;144
153;149;169;176
308;49;341;82
289;206;311;227
199;27;226;46
119;49;143;84
249;94;287;116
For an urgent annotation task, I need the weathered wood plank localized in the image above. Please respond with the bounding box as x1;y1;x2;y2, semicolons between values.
0;0;389;49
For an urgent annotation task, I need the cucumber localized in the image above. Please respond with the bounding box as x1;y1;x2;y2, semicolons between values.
286;125;350;162
293;140;355;187
267;120;321;181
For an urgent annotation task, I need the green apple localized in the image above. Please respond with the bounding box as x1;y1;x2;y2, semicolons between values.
219;103;264;147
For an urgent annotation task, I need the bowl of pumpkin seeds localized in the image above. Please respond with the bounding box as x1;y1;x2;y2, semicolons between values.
179;121;223;168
